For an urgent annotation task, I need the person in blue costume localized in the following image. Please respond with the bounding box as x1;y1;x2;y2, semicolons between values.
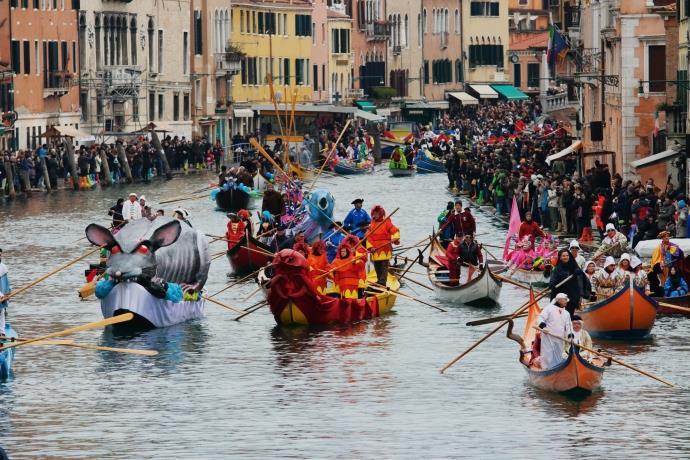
0;249;11;333
323;221;346;263
343;198;371;239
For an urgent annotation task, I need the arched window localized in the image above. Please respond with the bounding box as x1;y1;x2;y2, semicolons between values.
423;9;427;34
214;10;219;53
417;13;422;46
403;14;408;48
444;9;448;35
455;9;460;34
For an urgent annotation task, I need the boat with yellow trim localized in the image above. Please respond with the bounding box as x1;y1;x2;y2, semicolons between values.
260;249;399;326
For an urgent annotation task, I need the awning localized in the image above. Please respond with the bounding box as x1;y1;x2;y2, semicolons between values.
545;140;583;165
377;108;392;117
447;92;478;105
252;104;355;115
354;109;385;122
40;125;93;140
491;85;530;101
468;84;499;99
198;117;216;126
630;148;681;169
233;108;254;118
404;102;437;110
427;101;449;109
355;100;376;113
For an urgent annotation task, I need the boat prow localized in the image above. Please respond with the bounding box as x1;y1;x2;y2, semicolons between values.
524;345;606;397
0;324;17;381
226;233;274;276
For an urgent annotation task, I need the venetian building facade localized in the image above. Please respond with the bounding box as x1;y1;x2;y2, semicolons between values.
386;0;422;99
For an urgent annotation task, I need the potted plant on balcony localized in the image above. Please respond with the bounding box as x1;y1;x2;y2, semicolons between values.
224;43;245;62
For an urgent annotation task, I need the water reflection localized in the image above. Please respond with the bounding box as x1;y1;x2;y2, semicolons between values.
522;384;604;416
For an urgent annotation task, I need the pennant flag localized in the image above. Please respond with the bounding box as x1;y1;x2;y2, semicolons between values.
515;119;526;133
86;268;99;283
503;196;522;261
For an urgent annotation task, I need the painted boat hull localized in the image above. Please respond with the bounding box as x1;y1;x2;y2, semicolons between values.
525;345;605;395
101;282;205;329
264;270;399;326
509;268;550;287
389;167;416;177
226;234;274;276
0;324;17;381
215;188;250;212
414;156;445;174
428;237;502;306
333;162;372;175
579;283;658;339
657;294;690;316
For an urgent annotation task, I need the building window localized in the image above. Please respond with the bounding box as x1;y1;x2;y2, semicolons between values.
183;93;190;120
194;10;203;55
470;1;500;17
149;91;155;121
96;95;104;123
148;20;155;70
313;64;318;91
132;97;139;121
332;29;350;53
648;45;666;92
455;9;460;33
22;41;30;74
61;41;68;71
295;15;312;37
296;58;304;85
72;41;76;73
11;41;20;74
513;63;521;87
283;58;290;85
455;59;463;82
183;32;188;74
432;59;452;84
194;79;201;107
80;91;88;121
527;62;539;87
240;10;245;33
130;18;137;65
423;60;429;84
34;41;39;75
173;93;180;121
468;44;504;68
158;93;164;119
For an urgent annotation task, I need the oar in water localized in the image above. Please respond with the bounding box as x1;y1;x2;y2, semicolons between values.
7;337;158;356
440;275;573;374
201;295;246;314
158;192;211;205
0;313;135;352
367;282;446;312
466;311;528;327
234;300;269;321
657;301;690;315
4;246;103;302
534;326;674;388
208;270;260;298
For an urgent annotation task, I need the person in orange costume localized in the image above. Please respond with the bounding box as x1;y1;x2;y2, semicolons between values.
331;243;364;299
225;213;247;250
343;233;368;295
307;240;329;294
366;205;401;286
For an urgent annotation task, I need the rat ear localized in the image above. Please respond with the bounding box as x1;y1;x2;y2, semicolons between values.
85;224;117;248
148;220;181;251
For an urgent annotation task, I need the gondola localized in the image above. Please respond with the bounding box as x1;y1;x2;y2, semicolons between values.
0;324;18;380
508;293;607;397
578;280;658;339
657;294;690;316
215;187;251;212
414;154;445;174
426;237;502;306
226;233;274;276
333;161;373;175
260;249;399;326
389;166;416;177
506;267;550;287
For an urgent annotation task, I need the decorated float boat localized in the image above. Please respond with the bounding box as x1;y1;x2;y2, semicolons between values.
226;233;274;277
85;217;211;329
260;249;399;326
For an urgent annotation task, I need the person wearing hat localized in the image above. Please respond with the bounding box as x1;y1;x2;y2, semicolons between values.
568;240;585;269
108;198;126;229
651;230;684;285
630;255;650;295
590;256;623;299
139;195;152;220
121;192;142;222
225;212;246;250
614;253;633;279
366;205;400;286
537;292;573;369
549;248;586;317
676;199;688;238
437;201;455;248
322;221;345;263
0;248;11;334
173;208;192;227
592;223;630;261
444;233;464;286
343;198;371;239
566;315;593;361
518;211;547;244
449;200;476;237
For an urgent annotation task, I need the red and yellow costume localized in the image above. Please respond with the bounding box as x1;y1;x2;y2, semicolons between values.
343;234;368;289
366;207;401;261
307;241;329;294
331;245;364;299
225;220;246;250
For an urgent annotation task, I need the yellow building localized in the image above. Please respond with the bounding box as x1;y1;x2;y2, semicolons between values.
230;0;314;105
327;9;353;103
462;0;510;84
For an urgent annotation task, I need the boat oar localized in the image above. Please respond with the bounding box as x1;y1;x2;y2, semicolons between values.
242;285;263;301
234;301;268;321
440;274;573;374
202;295;246;314
208;270;260;298
0;313;135;352
466;311;528;326
9;338;158;356
159;192;211;205
367;282;446;312
657;301;690;315
390;270;433;291
308;119;352;191
492;273;531;290
4;246;103;302
533;326;674;388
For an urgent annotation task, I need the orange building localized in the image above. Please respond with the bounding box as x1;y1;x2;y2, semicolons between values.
508;0;548;96
0;1;80;150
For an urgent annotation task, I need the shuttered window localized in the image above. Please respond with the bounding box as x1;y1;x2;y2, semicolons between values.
648;45;666;93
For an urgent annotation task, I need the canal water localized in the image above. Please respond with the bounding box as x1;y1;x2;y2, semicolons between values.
0;170;689;459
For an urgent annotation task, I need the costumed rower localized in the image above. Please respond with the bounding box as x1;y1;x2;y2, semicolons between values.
592;223;631;261
225;212;246;250
518;211;546;243
389;146;408;169
459;233;484;283
322;221;345;263
590;256;623;299
307;241;329;294
343;198;371;239
437;202;455;248
650;230;684;284
568;240;586;269
366;205;401;286
0;249;10;333
449;200;476;237
343;234;368;296
537;293;574;369
567;315;593;360
444;233;463;287
331;242;364;299
121;192;142;222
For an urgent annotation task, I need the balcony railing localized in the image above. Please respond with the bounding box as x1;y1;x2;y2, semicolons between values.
440;31;449;49
366;20;390;42
542;92;571;113
216;52;243;76
44;71;75;98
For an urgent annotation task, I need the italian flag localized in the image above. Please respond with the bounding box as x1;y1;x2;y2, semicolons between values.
654;110;660;137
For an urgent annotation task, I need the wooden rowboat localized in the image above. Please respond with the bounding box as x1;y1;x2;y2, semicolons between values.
509;293;606;397
226;233;274;277
656;294;690;316
427;237;502;306
215;187;251;212
505;267;550;287
579;280;658;339
333;161;373;175
260;249;399;326
389;166;416;177
414;155;445;174
0;325;18;380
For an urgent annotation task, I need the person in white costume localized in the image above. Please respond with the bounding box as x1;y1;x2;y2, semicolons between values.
537;292;573;369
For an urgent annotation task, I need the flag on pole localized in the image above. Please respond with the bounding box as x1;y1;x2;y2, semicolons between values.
547;25;570;70
654;110;660;137
503;196;522;261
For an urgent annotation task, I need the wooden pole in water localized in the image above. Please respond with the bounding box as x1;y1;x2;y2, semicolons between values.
4;159;16;199
116;142;133;183
150;129;173;179
98;148;112;187
39;157;52;193
657;301;690;315
62;138;80;190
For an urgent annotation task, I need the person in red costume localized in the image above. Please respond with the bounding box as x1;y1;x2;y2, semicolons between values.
449;200;476;237
307;240;329;294
444;233;463;286
366;205;401;286
331;242;364;299
225;213;247;250
518;211;546;244
343;233;368;296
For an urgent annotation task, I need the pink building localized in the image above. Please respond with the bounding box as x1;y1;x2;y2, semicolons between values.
311;0;329;102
